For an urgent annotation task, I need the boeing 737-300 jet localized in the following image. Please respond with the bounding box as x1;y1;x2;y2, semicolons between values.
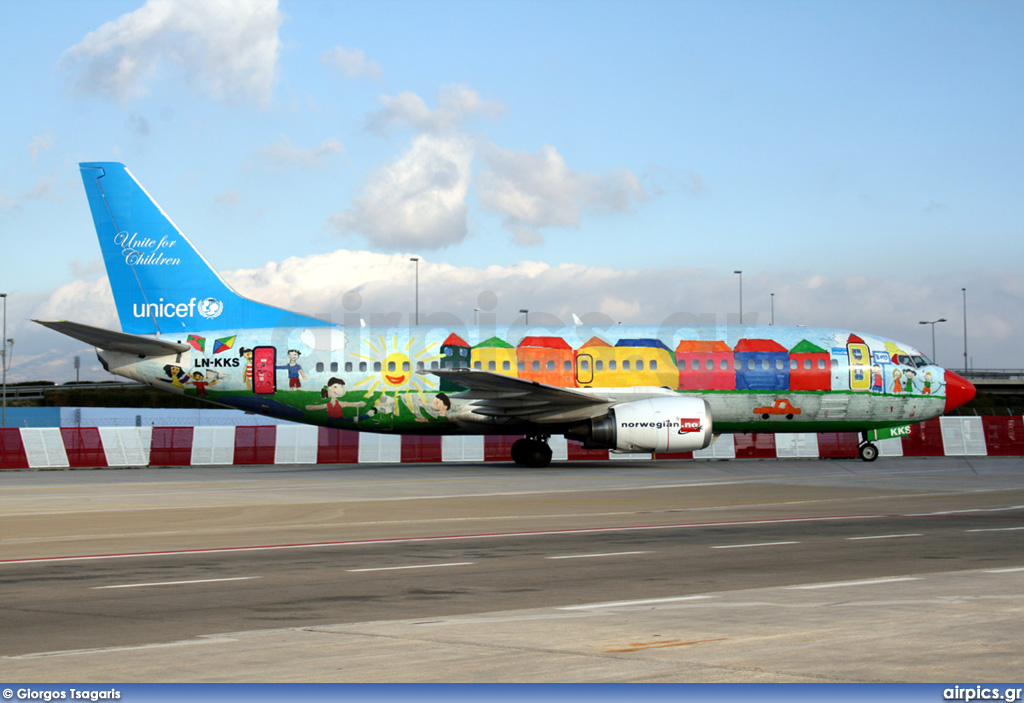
37;162;976;467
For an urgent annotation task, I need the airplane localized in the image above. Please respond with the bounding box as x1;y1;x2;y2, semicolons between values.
36;162;976;467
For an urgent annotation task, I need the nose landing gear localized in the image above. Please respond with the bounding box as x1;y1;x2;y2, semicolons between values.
511;435;553;468
858;437;879;462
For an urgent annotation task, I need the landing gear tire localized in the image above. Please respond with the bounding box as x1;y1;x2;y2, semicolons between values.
858;442;879;462
511;437;552;468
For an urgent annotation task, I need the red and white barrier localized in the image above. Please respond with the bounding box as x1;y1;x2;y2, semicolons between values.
1;417;1021;469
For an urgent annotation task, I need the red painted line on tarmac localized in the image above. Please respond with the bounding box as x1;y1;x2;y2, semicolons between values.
0;513;888;565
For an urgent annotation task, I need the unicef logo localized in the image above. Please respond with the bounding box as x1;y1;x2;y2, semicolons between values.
197;298;224;319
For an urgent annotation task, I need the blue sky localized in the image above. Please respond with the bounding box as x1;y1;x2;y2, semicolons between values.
1;0;1022;381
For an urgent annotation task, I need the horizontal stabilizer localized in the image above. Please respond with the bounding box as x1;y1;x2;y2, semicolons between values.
34;319;190;356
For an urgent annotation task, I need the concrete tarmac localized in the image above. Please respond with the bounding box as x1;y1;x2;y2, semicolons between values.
1;456;1022;682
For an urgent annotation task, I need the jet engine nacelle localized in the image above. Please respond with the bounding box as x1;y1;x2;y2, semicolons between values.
588;396;713;453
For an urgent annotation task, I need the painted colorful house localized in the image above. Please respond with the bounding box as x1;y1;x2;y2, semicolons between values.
675;340;735;391
789;339;831;391
517;336;575;386
439;333;471;392
613;339;677;387
472;336;517;377
734;338;790;391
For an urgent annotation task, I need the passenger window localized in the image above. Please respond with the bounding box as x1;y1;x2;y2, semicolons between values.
692;360;700;371
518;361;525;371
403;361;410;371
564;361;572;371
609;361;617;370
373;362;381;372
762;359;770;370
721;359;728;370
359;362;367;372
330;362;338;372
594;360;602;371
776;359;783;370
345;362;353;372
488;361;496;370
388;361;396;371
503;360;510;371
547;361;555;371
705;359;712;370
623;360;631;370
818;359;826;369
532;361;540;371
677;359;685;370
474;361;481;369
804;359;811;370
636;360;644;371
582;360;591;370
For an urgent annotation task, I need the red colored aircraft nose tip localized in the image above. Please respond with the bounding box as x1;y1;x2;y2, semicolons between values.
944;371;976;413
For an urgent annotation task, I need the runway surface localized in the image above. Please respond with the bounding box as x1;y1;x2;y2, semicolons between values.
1;456;1022;682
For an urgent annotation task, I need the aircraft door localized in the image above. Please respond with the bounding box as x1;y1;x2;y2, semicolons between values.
847;341;870;391
576;354;593;385
253;346;277;395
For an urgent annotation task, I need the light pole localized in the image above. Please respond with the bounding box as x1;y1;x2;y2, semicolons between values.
918;318;947;364
733;271;743;322
770;292;775;326
410;257;419;326
519;309;529;325
961;287;968;373
473;307;480;326
1;293;6;429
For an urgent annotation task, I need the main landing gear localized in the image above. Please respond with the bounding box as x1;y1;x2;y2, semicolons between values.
511;435;553;468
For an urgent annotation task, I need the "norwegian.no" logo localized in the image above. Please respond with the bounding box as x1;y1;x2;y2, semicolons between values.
678;418;703;434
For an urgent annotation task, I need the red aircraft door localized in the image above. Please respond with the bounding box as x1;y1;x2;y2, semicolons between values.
253;346;277;395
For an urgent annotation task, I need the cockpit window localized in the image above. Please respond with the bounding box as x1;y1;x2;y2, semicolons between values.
895;354;933;368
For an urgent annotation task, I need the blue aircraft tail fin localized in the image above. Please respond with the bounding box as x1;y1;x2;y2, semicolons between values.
79;162;328;335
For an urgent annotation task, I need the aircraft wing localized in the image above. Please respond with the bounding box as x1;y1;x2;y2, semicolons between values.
34;319;191;356
424;369;610;422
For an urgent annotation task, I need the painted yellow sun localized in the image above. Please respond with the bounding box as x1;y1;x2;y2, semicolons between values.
352;334;443;411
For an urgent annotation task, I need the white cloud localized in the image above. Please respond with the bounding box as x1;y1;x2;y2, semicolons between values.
215;190;242;207
355;85;649;247
59;0;283;107
319;46;381;80
328;133;474;249
22;175;58;201
27;135;53;165
32;277;118;330
365;84;504;135
256;136;344;171
477;143;648;244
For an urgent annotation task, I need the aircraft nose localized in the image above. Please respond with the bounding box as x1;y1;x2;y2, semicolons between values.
944;371;976;413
